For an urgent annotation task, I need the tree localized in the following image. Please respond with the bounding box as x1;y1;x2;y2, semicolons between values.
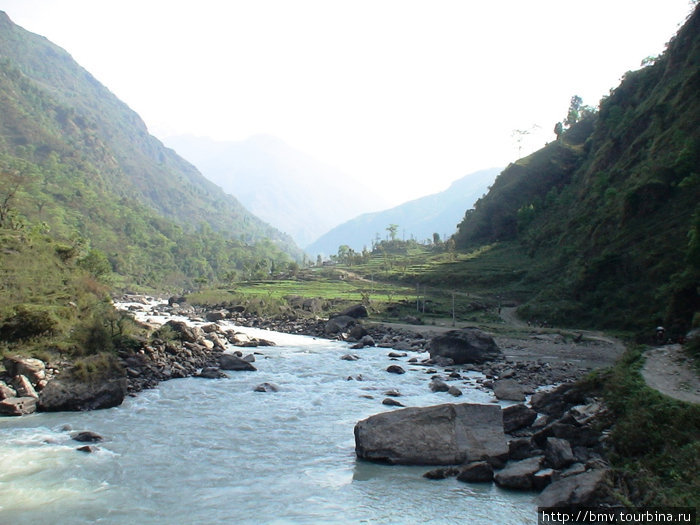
0;169;23;228
564;95;583;128
553;122;564;141
432;232;441;245
386;224;399;241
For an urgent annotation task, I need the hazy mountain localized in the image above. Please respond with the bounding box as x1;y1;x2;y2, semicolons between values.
0;10;301;287
163;134;390;248
306;168;501;256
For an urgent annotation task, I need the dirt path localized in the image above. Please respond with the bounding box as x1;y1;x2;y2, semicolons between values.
642;344;700;404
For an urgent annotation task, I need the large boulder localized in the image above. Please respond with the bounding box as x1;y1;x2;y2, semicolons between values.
493;379;526;401
0;396;37;416
335;304;369;319
502;404;537;433
38;376;127;412
163;320;202;343
219;353;257;371
354;403;508;465
537;469;611;509
428;328;502;365
324;315;357;336
494;456;544;490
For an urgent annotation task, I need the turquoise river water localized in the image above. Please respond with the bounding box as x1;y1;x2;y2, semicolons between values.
0;307;537;524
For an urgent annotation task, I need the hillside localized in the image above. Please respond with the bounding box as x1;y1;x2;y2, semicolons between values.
307;167;501;257
163;134;390;248
0;10;301;284
454;6;700;334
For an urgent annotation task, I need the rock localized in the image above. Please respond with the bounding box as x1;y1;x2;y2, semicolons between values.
201;323;220;334
386;365;406;374
354;403;508;465
382;398;405;407
348;324;368;341
12;375;38;398
219;353;257;371
0;380;17;400
3;356;46;385
254;382;280;392
493;379;525;401
71;431;103;443
242;354;256;363
432;356;455;367
76;445;99;453
530;383;589;419
337;304;369;319
429;378;449;392
38;376;127;412
0;396;37;416
502;404;537;433
533;421;600;448
428;328;502;365
537;469;611;509
197;367;228;379
324;315;356;336
360;335;375;347
561;462;587;478
205;310;227;322
545;437;575;469
164;320;202;343
456;461;494;483
533;468;557;490
423;467;459;480
494;456;544;490
388;352;407;358
384;389;401;397
341;354;360;361
508;437;541;460
448;386;463;397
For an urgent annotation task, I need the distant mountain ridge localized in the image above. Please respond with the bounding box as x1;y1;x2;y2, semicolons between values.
306;167;501;256
164;134;390;248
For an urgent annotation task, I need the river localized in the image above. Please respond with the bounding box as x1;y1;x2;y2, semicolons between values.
0;305;537;524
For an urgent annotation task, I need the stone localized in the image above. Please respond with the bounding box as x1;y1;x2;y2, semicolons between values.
0;396;37;416
530;383;589;419
76;445;99;453
382;398;405;407
386;365;405;374
324;315;357;336
71;431;103;443
537;469;611;509
3;356;46;385
388;352;407;358
533;468;557;490
423;467;459;480
456;461;494;483
354;403;508;466
545;437;575;469
502;404;537;433
197;367;228;379
164;320;202;343
493;379;525;401
561;463;587;478
428;328;502;365
254;382;280;393
493;456;544;490
341;354;360;361
429;378;450;392
360;335;375;347
348;324;368;341
242;354;256;363
0;380;17;400
38;376;127;412
384;389;401;397
508;437;541;460
13;375;38;398
205;310;227;322
219;353;257;371
448;386;463;397
337;304;369;319
201;323;220;333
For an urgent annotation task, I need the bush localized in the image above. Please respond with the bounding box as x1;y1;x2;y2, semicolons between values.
0;305;58;341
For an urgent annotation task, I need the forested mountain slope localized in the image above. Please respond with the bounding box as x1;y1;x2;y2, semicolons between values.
0;11;300;289
455;7;699;334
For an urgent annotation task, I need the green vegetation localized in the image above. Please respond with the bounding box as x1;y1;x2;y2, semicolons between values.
581;347;699;507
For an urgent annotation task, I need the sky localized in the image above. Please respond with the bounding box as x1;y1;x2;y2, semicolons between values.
0;0;694;206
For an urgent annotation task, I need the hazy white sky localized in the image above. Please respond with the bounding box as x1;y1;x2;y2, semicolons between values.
0;0;693;205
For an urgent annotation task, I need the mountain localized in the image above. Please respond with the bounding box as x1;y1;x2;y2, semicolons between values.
0;11;301;287
306;168;501;256
163;134;390;248
454;6;699;333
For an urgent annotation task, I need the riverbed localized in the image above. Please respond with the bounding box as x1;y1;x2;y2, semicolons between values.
0;308;537;524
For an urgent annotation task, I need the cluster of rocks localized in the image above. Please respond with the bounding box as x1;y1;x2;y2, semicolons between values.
355;382;615;508
0;355;55;416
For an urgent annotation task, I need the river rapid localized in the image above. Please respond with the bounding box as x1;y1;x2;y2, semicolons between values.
0;303;537;524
